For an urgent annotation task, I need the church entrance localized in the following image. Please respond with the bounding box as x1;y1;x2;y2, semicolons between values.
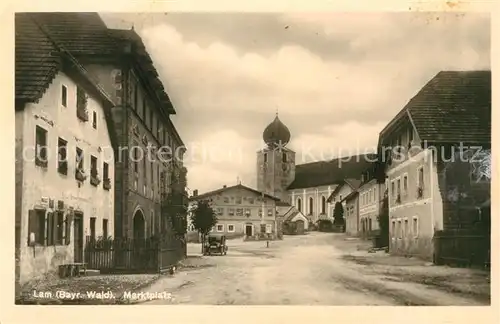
245;224;253;236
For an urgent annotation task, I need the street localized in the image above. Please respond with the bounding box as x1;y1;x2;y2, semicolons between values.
143;232;490;305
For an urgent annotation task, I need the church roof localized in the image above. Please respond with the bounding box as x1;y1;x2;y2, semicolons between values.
287;154;376;190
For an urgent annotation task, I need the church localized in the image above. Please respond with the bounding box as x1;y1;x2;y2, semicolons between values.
256;113;375;229
189;113;374;237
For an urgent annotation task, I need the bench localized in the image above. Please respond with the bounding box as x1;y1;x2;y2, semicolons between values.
58;263;87;278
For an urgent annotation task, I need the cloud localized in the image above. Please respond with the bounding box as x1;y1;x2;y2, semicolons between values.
129;13;490;194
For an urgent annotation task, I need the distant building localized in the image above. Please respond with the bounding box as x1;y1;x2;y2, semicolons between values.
357;167;386;239
15;14;117;284
378;70;491;260
189;184;282;240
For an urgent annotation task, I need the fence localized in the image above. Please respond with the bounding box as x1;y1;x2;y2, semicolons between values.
433;229;490;268
84;235;185;274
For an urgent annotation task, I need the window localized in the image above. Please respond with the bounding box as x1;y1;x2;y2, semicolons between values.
368;218;372;231
264;153;267;163
216;208;223;215
151;210;155;235
157;164;160;193
216;224;224;232
397;178;401;197
309;197;314;215
418;167;424;189
91;155;98;178
339;195;342;201
76;86;88;121
412;216;419;237
267;208;273;217
133;145;139;173
28;209;46;245
61;85;67;107
103;162;109;180
321;196;326;214
373;187;376;201
403;174;408;194
103;219;108;239
391;220;396;239
391;181;395;198
236;208;243;216
35;125;48;168
245;208;251;216
92;111;97;129
90;217;96;241
235;197;242;204
223;197;229;203
248;197;255;204
397;220;402;239
228;224;235;232
282;152;287;162
228;208;235;216
76;147;84;170
266;224;272;233
57;137;68;175
64;215;71;245
297;197;302;212
404;218;409;238
150;161;154;192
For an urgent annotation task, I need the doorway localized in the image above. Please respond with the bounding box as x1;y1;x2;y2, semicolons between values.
133;210;145;240
73;212;83;263
245;224;253;236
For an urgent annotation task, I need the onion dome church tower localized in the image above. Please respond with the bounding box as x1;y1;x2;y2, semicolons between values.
257;113;296;202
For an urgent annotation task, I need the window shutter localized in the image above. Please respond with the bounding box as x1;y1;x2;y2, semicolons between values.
27;209;37;245
65;213;73;245
46;212;54;245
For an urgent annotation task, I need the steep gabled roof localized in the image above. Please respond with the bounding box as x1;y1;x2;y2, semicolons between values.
189;184;281;202
380;70;491;145
342;191;359;203
15;13;119;150
326;178;362;202
15;13;61;104
287;153;376;190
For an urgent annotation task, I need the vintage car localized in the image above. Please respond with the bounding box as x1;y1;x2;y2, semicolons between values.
203;234;228;256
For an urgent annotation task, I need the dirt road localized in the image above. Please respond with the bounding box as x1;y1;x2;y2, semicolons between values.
142;232;490;305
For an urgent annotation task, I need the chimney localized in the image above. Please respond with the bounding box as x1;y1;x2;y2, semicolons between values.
193;189;198;197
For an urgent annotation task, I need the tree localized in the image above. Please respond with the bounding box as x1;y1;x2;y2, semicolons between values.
190;199;218;253
333;201;344;226
161;166;189;240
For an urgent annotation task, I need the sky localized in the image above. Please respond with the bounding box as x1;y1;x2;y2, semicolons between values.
100;12;490;194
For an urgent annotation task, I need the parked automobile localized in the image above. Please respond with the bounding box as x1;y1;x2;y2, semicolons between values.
203;234;228;256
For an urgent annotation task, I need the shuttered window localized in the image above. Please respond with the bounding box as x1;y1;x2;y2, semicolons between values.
28;209;46;245
64;214;71;245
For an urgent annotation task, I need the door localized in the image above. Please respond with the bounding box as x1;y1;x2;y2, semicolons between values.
73;212;84;263
245;224;253;236
296;220;305;235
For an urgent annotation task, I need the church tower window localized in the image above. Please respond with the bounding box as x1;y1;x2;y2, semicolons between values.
282;152;287;162
264;153;268;163
309;197;314;215
297;197;302;213
321;196;326;214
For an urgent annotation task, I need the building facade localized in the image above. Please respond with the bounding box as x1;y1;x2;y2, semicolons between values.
357;177;384;238
379;70;491;260
190;184;281;240
15;13;117;283
26;13;188;240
